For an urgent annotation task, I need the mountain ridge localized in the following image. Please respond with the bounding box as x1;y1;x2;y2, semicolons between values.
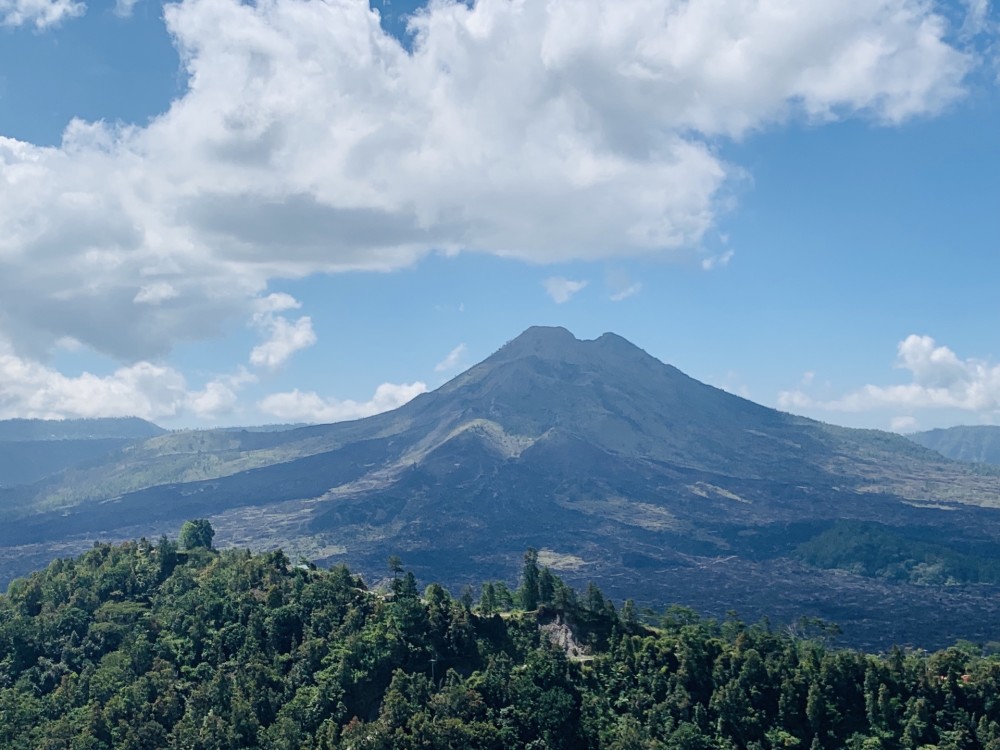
0;417;167;489
909;425;1000;466
0;416;164;442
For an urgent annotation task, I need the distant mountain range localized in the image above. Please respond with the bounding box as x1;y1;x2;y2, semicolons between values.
910;426;1000;466
0;417;165;487
2;328;1000;648
0;416;164;442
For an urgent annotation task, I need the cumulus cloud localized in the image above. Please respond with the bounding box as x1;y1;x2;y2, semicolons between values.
187;369;257;418
254;293;302;315
0;0;84;28
258;381;428;423
250;316;317;369
0;338;252;421
778;335;1000;416
544;277;588;304
434;343;467;373
248;293;317;369
0;0;978;366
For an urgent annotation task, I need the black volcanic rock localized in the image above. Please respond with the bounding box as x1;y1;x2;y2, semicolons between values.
3;328;1000;649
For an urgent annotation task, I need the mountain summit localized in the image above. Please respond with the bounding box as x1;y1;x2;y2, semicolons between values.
401;326;914;482
3;328;1000;647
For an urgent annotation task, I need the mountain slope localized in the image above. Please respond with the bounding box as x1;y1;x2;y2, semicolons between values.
3;327;1000;648
0;416;164;442
0;417;166;488
909;426;1000;466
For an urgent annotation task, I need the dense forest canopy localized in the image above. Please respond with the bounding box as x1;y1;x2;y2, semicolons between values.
1;527;999;749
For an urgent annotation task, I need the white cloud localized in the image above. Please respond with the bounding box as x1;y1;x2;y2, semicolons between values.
776;389;814;411
134;281;179;305
247;293;316;369
186;381;238;417
254;293;301;315
187;368;257;418
0;0;977;366
610;283;642;302
701;249;735;271
0;0;84;28
778;335;1000;416
258;381;428;424
435;343;467;373
0;336;255;421
606;269;642;301
544;277;588;304
0;355;184;420
959;0;991;38
113;0;137;18
249;315;317;369
890;415;919;433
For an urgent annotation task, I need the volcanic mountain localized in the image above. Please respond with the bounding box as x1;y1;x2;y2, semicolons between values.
3;327;1000;648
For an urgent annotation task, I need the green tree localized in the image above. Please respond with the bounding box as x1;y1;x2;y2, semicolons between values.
621;599;638;627
479;582;497;615
519;549;540;611
388;555;403;580
537;567;555;607
179;519;215;551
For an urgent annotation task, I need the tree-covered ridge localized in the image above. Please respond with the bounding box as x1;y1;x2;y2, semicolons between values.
793;520;1000;586
2;535;1000;750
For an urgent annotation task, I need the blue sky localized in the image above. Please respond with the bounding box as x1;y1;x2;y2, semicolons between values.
0;0;997;432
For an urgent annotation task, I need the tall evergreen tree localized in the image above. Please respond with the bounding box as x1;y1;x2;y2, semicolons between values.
520;548;540;611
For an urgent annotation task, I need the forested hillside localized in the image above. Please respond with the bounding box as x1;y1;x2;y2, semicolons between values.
2;530;1000;750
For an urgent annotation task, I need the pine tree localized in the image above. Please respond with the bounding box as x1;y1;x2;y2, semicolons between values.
519;549;540;611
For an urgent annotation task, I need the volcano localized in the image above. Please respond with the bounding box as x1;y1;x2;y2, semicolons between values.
3;327;1000;648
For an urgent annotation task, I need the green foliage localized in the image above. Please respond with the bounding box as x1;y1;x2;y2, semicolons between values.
2;540;1000;750
519;548;540;611
178;519;215;551
795;521;1000;585
388;555;404;579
